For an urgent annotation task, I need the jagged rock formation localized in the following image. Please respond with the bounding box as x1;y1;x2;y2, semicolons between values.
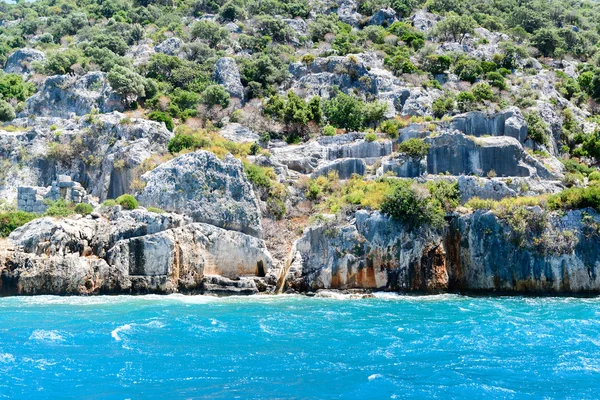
425;132;557;178
215;57;245;103
1;208;274;295
283;209;600;294
450;107;528;143
137;150;263;237
0;112;172;202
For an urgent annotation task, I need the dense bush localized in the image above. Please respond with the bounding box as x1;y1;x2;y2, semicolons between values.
380;181;446;229
398;138;429;158
0;211;38;237
116;194;139;210
148;111;174;131
0;100;16;122
44;199;74;217
74;203;94;215
547;186;600;212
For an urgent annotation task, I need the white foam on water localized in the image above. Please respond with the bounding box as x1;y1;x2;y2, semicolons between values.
368;374;383;381
29;330;66;342
0;353;15;363
111;324;132;342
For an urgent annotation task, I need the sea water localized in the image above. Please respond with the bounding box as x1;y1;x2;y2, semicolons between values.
0;293;599;399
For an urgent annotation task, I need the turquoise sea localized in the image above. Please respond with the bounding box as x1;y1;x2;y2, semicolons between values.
0;293;599;399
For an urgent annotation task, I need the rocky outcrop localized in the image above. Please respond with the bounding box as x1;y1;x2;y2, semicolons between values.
4;48;45;76
450;107;528;143
0;112;172;202
270;134;391;175
283;209;600;294
286;211;447;292
219;123;260;143
137;150;263;237
369;8;397;26
18;175;95;213
381;155;426;178
20;72;123;118
215;57;245;103
0;208;274;295
426;132;556;178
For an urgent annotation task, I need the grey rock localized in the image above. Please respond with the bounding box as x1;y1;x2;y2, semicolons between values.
215;57;245;102
312;158;367;179
369;8;397;26
451;107;528;143
219;123;260;143
411;10;438;32
137;150;263;237
381;155;426;178
21;72;123;118
4;48;45;76
154;37;183;56
425;132;556;178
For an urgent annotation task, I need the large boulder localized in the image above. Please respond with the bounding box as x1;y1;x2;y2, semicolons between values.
137;150;263;237
4;48;45;76
369;8;397;26
215;57;245;103
451;107;528;143
20;72;123;118
107;222;273;282
426;132;556;178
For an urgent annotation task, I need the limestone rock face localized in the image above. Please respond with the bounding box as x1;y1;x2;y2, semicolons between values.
107;222;273;282
426;132;555;178
21;72;123;118
451;107;528;143
137;150;263;237
4;48;45;76
381;156;426;178
369;8;397;26
219;123;260;143
215;57;245;102
283;209;600;295
286;211;447;292
1;209;273;295
0;112;172;202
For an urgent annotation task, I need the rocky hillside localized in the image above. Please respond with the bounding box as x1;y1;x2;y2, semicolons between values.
1;0;600;295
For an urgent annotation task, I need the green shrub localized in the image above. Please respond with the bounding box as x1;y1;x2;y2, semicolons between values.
379;119;402;138
547;186;600;211
465;197;498;210
148;111;174;131
323;125;337;136
524;112;549;145
589;172;600;181
456;91;476;112
102;199;117;207
486;71;506;90
472;82;496;101
44;199;74;217
116;194;138;210
380;181;446;229
0;100;15;122
244;162;273;189
398;138;429;158
147;206;165;213
365;133;377;142
74;203;94;215
426;180;459;211
453;59;482;83
0;211;39;237
432;95;455;118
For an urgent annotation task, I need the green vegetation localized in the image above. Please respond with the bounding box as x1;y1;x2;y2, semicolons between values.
380;181;446;229
74;203;94;215
398;138;429;158
0;210;38;237
116;194;138;210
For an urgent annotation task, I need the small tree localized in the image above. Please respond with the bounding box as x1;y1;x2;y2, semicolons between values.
434;14;476;44
323;92;364;131
0;100;15;122
107;66;146;105
200;84;231;108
